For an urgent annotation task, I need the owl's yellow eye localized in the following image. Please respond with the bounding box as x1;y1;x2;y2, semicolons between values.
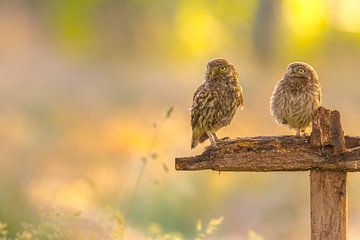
297;68;305;74
219;66;226;72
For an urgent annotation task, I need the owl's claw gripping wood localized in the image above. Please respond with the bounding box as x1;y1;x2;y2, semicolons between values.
190;58;244;149
296;129;301;137
212;133;232;143
218;137;232;142
270;62;322;136
296;128;307;138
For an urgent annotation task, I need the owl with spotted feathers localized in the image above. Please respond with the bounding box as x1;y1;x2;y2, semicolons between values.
190;58;244;149
270;62;322;136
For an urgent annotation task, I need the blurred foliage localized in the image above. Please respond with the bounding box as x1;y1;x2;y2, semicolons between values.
0;210;225;240
0;0;360;239
42;0;102;52
19;0;360;59
195;217;224;240
248;230;264;240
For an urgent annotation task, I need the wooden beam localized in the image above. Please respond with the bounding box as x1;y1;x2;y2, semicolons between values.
345;136;360;148
175;135;360;172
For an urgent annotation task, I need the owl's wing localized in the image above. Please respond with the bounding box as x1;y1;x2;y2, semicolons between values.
270;80;287;124
318;85;322;105
238;86;244;110
190;84;212;148
192;83;205;101
191;84;207;127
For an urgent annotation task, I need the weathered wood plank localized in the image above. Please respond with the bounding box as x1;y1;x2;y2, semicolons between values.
345;136;360;148
175;135;360;172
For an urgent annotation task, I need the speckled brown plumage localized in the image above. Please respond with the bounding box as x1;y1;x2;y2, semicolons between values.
270;62;322;136
191;58;244;148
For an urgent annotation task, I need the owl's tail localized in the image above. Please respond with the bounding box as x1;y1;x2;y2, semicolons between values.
191;129;208;149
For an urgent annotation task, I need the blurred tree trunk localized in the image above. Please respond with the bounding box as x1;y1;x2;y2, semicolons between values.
252;0;278;62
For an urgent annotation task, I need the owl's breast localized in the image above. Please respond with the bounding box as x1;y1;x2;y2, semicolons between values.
211;84;241;126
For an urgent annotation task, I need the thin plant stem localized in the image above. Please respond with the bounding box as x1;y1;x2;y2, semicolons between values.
120;107;173;239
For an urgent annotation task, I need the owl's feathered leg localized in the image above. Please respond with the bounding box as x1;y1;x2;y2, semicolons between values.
206;131;217;147
213;133;219;141
296;128;301;137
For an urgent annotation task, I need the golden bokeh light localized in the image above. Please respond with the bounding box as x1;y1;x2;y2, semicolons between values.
335;0;360;32
283;0;327;37
175;2;225;57
29;178;96;211
1;0;360;239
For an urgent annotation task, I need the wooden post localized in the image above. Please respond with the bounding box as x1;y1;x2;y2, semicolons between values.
310;108;347;240
175;107;360;239
310;171;347;240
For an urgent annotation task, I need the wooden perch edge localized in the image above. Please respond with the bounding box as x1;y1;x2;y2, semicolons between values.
176;107;360;172
175;136;360;172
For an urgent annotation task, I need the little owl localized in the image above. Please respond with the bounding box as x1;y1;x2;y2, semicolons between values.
270;62;322;136
190;58;244;148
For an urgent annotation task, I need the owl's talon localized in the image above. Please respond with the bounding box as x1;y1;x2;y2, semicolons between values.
217;137;231;142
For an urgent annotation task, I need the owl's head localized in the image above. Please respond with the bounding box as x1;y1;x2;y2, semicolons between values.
206;58;237;82
286;62;319;81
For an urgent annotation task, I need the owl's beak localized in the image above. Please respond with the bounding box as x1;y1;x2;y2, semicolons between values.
211;70;215;78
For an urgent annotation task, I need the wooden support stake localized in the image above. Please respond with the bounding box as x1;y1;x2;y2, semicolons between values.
310;171;347;240
310;107;347;240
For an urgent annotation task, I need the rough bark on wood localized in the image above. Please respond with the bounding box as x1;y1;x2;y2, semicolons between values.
311;107;346;155
175;136;360;172
310;107;347;240
310;171;347;240
344;136;360;148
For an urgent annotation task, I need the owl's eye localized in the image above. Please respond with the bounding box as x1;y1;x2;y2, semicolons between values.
297;68;305;74
219;66;226;72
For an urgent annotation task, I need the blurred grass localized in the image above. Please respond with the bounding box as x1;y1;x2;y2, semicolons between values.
0;0;359;239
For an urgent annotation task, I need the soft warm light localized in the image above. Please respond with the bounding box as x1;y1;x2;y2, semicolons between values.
335;0;360;32
175;2;224;57
283;0;327;36
102;114;151;154
29;179;95;211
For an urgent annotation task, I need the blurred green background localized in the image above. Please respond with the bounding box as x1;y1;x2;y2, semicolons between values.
0;0;360;239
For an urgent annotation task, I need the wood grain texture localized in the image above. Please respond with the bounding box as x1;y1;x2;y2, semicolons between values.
344;136;360;148
311;107;346;154
175;135;360;172
310;171;347;240
310;107;347;240
177;107;360;172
